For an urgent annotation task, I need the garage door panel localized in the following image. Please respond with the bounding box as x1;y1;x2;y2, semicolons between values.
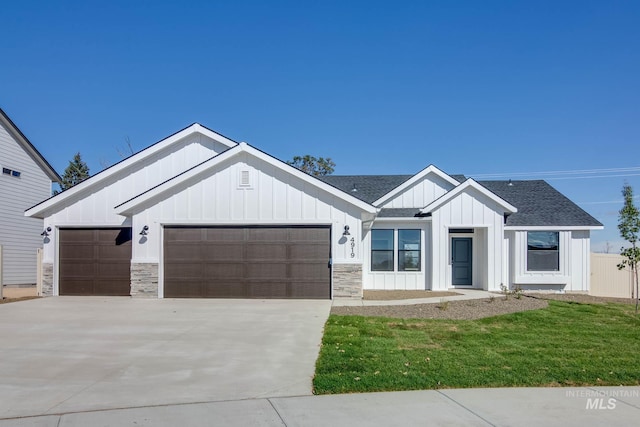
164;226;331;299
165;280;203;298
98;245;132;259
203;263;244;279
202;282;247;298
165;244;201;260
59;263;94;277
59;228;132;296
247;228;287;241
202;243;244;260
60;230;95;242
60;280;94;295
290;263;330;279
245;263;288;279
247;282;288;298
60;245;96;260
245;244;287;259
205;228;245;241
288;282;329;298
288;244;329;260
165;228;202;242
289;228;328;241
96;262;131;277
165;263;203;279
93;280;130;296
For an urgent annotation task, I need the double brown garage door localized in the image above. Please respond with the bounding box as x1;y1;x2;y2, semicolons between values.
59;228;133;296
164;226;331;299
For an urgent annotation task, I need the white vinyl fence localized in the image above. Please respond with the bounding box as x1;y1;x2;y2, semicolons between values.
590;253;634;299
0;245;3;298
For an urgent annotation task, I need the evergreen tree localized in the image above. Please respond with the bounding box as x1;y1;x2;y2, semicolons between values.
56;152;90;194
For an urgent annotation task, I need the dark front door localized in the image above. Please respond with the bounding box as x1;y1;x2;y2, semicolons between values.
451;237;472;286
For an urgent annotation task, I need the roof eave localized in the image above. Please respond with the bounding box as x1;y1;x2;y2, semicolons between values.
504;225;604;231
115;143;378;215
25;123;237;218
0;108;61;183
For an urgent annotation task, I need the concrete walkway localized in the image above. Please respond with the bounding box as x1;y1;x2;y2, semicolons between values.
3;386;638;426
333;288;504;306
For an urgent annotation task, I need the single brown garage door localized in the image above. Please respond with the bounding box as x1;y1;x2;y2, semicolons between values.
59;228;132;296
164;226;331;299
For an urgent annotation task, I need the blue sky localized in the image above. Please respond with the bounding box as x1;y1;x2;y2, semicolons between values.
1;0;639;251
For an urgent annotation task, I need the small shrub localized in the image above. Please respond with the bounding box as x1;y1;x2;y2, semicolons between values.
514;286;524;300
438;298;450;311
500;284;510;300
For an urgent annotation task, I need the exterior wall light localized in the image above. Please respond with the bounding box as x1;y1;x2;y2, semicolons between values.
140;225;149;236
343;225;350;236
40;227;51;237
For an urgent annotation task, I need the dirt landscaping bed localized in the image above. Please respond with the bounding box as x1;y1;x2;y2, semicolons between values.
332;295;549;320
333;292;638;320
528;293;636;305
363;290;459;300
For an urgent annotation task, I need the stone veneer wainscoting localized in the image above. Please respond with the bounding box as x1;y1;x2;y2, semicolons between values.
130;263;159;298
41;263;53;296
333;263;363;298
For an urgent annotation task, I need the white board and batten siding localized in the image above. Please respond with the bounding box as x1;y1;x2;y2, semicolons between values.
0;122;52;285
130;152;363;265
380;174;455;208
430;189;506;291
363;172;453;291
40;133;230;264
507;230;591;292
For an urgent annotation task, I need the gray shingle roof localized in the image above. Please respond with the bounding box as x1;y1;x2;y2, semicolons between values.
318;175;413;204
319;173;466;204
478;180;603;227
378;208;421;218
320;173;601;227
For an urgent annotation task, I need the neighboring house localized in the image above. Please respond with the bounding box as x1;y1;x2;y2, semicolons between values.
0;108;61;286
25;123;603;298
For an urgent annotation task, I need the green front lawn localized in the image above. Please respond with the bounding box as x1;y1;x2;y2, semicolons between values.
313;300;640;394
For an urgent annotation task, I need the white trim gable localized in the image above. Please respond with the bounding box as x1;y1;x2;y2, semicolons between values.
25;123;237;218
373;165;460;207
115;142;377;215
421;179;517;215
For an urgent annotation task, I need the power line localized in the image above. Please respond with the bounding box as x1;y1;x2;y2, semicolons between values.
470;166;640;180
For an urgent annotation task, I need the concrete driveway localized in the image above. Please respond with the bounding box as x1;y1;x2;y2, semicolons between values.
0;297;331;419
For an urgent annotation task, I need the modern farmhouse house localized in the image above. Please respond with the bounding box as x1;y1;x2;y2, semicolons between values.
1;108;61;287
25;123;602;298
